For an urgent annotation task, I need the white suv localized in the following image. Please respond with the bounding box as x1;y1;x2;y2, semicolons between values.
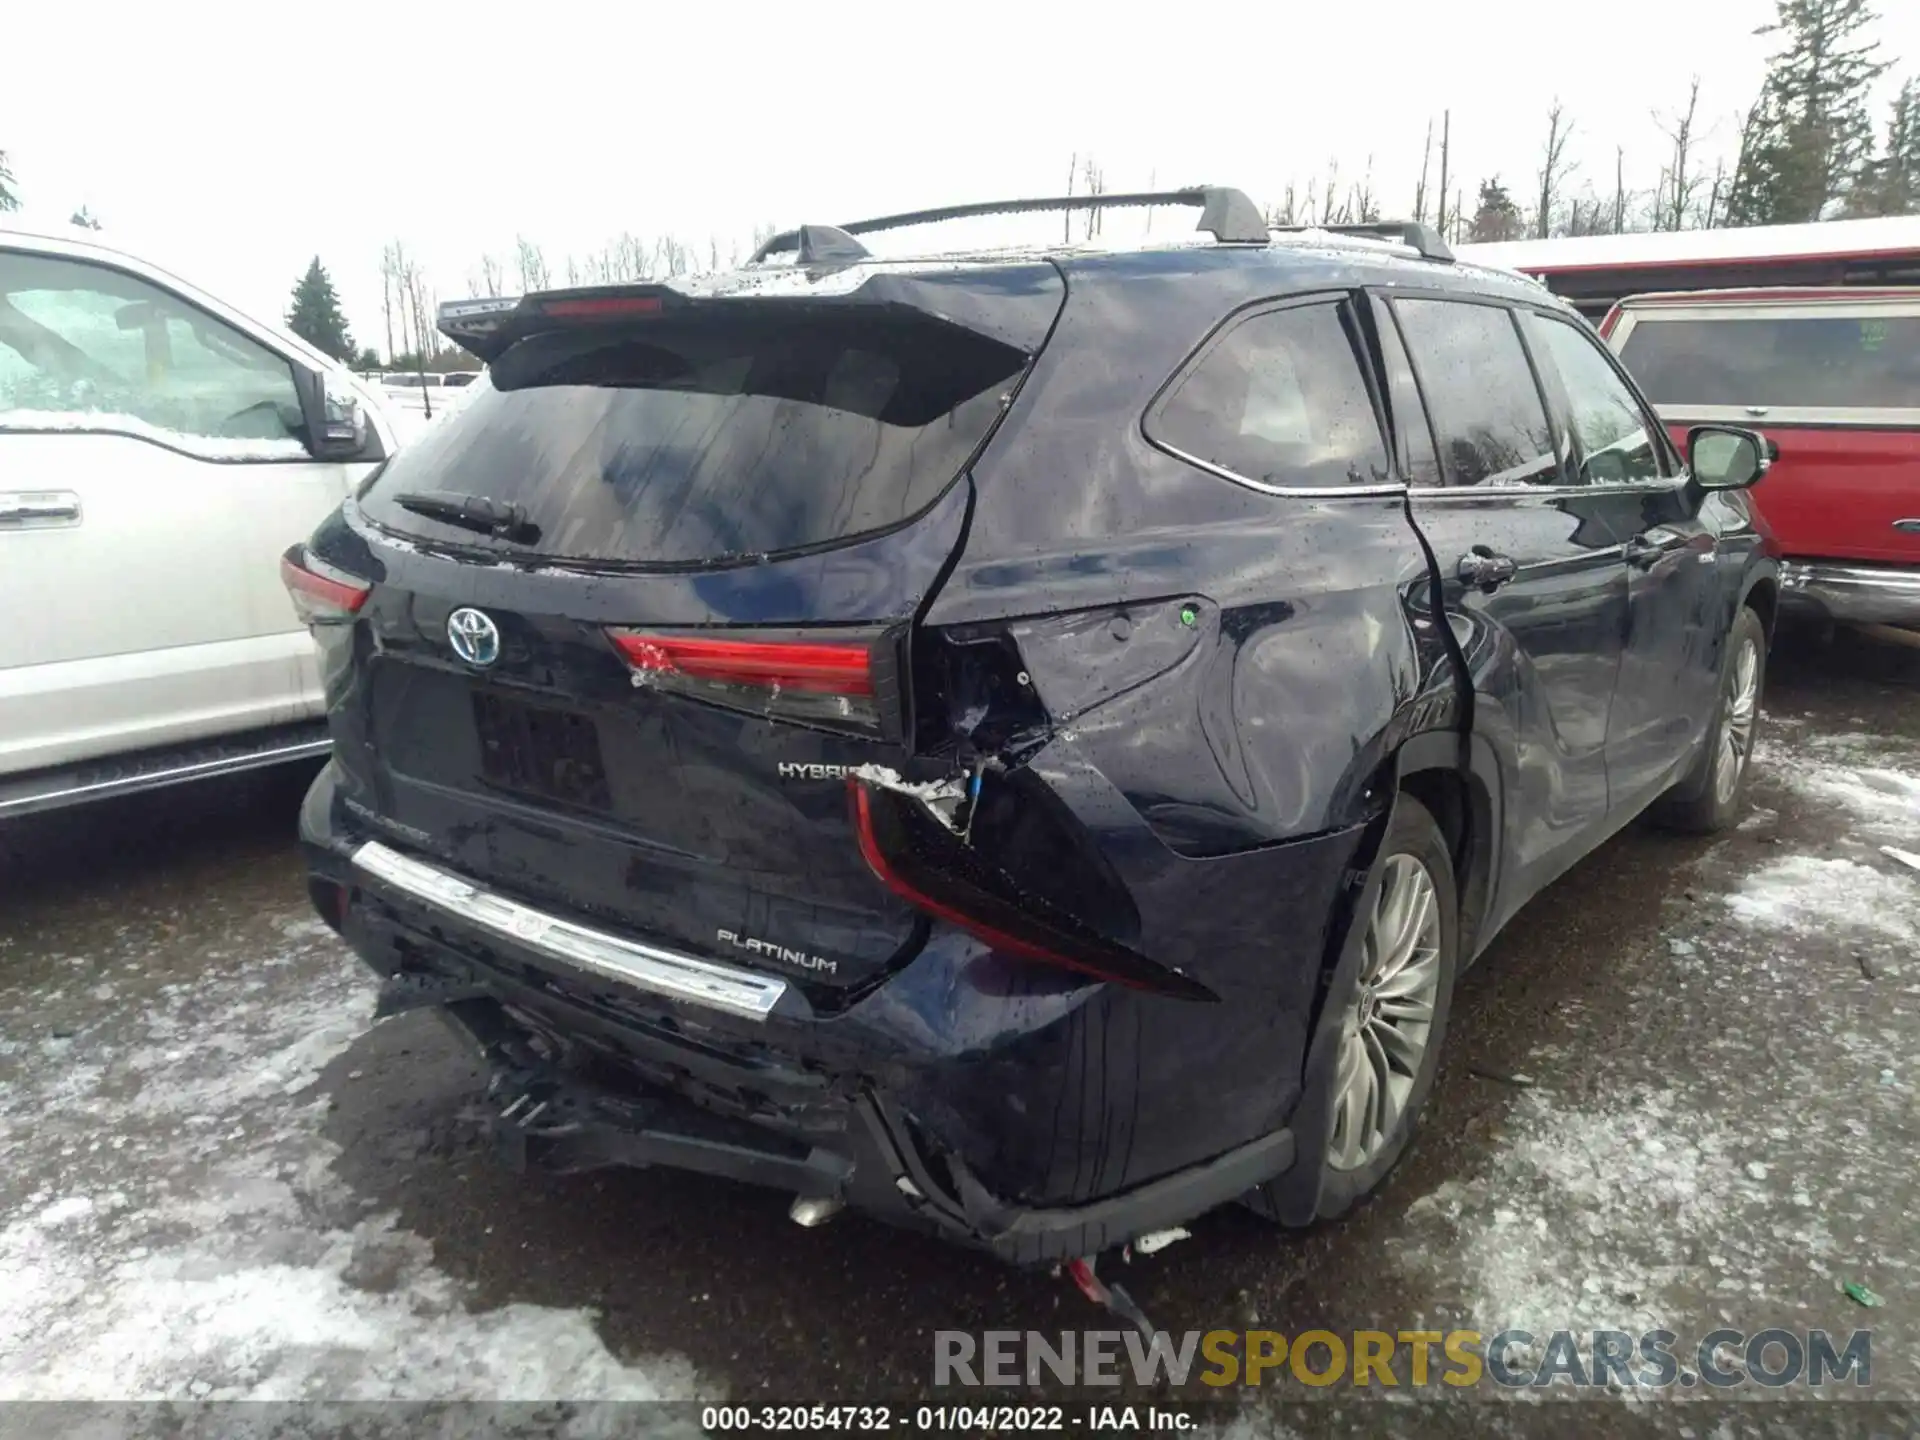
0;222;398;818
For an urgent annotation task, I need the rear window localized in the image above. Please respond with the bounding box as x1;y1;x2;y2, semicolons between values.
359;310;1028;564
1618;311;1920;410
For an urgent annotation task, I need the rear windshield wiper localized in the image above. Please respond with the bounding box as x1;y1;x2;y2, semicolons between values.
394;490;540;544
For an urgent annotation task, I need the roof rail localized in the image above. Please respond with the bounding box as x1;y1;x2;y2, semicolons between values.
749;186;1271;263
1270;221;1455;263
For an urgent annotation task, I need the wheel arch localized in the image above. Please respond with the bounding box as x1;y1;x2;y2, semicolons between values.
1393;729;1504;964
1741;572;1780;640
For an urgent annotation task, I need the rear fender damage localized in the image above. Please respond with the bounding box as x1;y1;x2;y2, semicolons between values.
847;769;1216;1002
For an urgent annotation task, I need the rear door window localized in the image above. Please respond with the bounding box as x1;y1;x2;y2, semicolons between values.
1617;308;1920;414
357;308;1030;564
1523;310;1669;485
1147;297;1391;491
1393;298;1564;488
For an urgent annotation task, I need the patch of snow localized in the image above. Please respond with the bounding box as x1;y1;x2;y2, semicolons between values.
36;1196;95;1228
1389;729;1920;1371
0;909;706;1402
1722;854;1919;945
1132;1226;1191;1256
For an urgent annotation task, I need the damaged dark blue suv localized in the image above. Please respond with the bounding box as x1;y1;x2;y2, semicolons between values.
290;187;1778;1268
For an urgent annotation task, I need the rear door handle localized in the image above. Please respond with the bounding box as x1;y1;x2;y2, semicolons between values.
0;490;83;527
1624;529;1690;568
1457;546;1517;592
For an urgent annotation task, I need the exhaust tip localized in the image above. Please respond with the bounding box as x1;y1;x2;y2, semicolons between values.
789;1195;845;1228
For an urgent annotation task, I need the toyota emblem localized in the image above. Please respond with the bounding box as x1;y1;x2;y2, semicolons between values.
446;607;501;667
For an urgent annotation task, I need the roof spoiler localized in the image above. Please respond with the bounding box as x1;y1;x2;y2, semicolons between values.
1269;221;1455;263
437;289;689;363
750;185;1271;263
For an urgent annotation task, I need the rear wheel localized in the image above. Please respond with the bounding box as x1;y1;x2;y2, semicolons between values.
1650;606;1766;835
1244;795;1458;1225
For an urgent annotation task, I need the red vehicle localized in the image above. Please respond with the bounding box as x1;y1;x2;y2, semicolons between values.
1460;215;1920;320
1600;287;1920;627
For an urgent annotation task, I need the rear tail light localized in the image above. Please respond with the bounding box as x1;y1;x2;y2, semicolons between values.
849;780;1216;1002
607;628;885;735
281;545;371;624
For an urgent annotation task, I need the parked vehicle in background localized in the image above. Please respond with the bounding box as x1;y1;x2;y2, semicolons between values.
0;220;398;818
1462;215;1920;321
377;370;484;438
1604;288;1920;629
292;189;1777;1266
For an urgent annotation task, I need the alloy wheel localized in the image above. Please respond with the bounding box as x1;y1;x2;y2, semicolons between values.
1328;853;1444;1172
1714;635;1760;806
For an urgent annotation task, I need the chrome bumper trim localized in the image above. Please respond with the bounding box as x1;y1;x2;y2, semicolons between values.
1780;560;1920;627
350;840;789;1022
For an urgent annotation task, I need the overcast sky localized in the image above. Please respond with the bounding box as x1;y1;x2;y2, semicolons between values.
5;0;1917;354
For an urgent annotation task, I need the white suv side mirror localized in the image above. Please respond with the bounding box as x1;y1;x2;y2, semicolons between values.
294;367;379;461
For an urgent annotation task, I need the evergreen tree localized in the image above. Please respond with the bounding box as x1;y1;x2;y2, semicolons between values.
1723;0;1888;225
1847;77;1919;215
1467;178;1525;243
285;258;355;364
0;151;18;212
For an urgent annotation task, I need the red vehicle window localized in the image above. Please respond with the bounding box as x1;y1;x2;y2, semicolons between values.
1619;313;1920;411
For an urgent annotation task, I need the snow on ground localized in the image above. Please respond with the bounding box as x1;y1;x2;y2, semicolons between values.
0;903;705;1402
1386;718;1920;1384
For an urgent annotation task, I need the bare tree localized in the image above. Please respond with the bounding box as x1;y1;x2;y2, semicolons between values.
1319;158;1342;224
1705;157;1728;228
1080;155;1106;240
1655;76;1704;230
378;241;403;363
386;250;435;414
1562;190;1612;236
655;236;692;276
478;253;506;297
1535;100;1575;239
1413;119;1434;224
1064;153;1077;242
1435;111;1452;238
514;236;549;293
1348;156;1379;223
1613;147;1627;234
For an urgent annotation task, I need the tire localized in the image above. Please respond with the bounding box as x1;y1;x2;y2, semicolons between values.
1243;794;1459;1225
1650;606;1766;835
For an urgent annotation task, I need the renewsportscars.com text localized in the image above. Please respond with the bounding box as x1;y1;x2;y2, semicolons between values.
934;1328;1872;1390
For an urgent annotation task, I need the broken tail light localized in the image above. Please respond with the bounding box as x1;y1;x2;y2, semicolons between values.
849;779;1216;1002
606;628;893;736
281;545;371;624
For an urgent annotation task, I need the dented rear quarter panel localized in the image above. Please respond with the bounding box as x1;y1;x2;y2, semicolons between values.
892;250;1467;1201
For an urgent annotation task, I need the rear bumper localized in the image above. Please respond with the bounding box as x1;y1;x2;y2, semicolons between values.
302;765;1323;1264
1780;559;1920;627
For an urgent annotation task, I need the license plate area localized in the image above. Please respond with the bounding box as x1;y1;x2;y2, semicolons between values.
472;690;611;811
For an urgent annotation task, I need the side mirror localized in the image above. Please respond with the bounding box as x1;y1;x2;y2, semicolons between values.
1687;424;1769;491
292;366;381;462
